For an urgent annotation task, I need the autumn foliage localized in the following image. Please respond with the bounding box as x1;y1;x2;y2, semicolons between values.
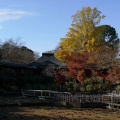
54;52;92;85
54;70;66;85
54;7;120;91
107;66;120;82
66;52;92;83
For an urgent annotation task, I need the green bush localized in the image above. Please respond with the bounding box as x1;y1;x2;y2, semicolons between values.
10;85;17;91
73;83;79;91
84;78;92;85
65;81;74;91
80;87;85;92
86;84;93;92
115;85;120;91
67;87;71;92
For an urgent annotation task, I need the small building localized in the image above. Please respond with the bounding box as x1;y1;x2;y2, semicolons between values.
28;53;66;77
0;53;66;90
0;60;36;89
29;53;66;68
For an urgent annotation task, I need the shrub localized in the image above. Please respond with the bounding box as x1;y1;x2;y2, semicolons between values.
10;85;17;91
80;87;85;92
86;84;93;92
115;85;120;91
84;78;92;85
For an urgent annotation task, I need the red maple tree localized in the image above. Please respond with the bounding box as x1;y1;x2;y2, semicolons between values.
107;66;120;82
54;70;66;85
66;52;92;83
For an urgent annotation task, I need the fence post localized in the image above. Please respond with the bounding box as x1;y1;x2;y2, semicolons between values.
111;93;113;109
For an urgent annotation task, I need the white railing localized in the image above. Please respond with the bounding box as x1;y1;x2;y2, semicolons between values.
102;91;120;109
21;89;103;103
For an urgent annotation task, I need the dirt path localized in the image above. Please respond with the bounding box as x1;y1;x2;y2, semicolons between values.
0;96;120;120
0;106;120;120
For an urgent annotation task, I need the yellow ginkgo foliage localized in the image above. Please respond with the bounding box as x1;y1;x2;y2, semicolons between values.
55;7;105;62
55;49;72;62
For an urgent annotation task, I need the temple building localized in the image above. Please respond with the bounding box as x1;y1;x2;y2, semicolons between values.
0;53;66;90
28;53;66;68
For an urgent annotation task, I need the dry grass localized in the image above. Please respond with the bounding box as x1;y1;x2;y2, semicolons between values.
0;106;120;120
0;96;120;120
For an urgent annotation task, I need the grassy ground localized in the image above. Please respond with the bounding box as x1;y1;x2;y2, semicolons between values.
0;106;120;120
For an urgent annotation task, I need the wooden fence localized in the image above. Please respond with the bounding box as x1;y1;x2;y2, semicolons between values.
102;90;120;109
21;89;120;109
21;89;103;103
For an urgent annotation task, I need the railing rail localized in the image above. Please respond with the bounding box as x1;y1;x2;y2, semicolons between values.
21;89;103;103
21;89;120;109
102;90;120;109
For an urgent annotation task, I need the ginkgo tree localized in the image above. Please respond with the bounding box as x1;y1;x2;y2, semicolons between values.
55;7;105;62
54;6;120;92
55;7;119;62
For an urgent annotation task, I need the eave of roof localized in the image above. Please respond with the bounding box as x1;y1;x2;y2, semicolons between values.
0;60;37;69
29;53;66;67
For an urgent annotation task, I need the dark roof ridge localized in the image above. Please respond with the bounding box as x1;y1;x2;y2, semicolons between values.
42;53;53;56
34;52;66;67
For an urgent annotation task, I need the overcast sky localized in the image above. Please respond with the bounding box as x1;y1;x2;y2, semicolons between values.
0;0;120;55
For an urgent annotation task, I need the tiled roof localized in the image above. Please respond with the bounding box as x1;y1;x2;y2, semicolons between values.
0;60;36;69
29;53;66;67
